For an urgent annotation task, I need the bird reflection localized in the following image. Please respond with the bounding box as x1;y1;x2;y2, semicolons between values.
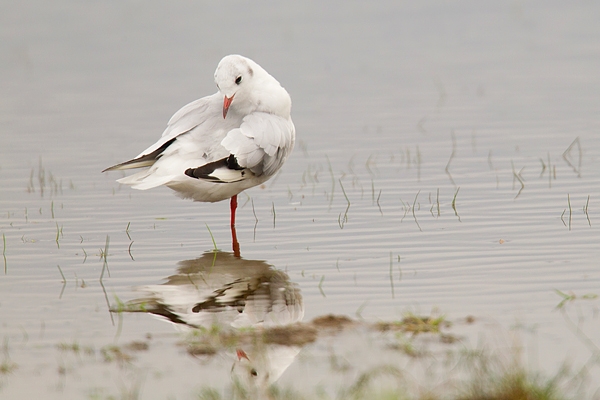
120;250;304;391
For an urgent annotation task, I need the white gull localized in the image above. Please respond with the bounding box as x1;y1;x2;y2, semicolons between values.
104;55;295;252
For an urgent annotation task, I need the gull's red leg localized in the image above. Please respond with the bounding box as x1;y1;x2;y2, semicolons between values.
230;195;240;257
230;194;237;228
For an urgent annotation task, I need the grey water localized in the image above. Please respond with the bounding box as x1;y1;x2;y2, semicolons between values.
1;1;599;398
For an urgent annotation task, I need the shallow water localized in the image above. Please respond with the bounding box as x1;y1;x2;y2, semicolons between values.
1;1;600;399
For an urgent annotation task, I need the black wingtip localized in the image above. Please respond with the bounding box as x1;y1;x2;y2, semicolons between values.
185;155;244;181
103;137;178;174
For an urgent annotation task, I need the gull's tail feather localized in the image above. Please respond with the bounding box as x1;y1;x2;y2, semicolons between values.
103;159;155;172
117;170;176;190
102;138;177;172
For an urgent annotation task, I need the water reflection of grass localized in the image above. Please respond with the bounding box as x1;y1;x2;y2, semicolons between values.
172;314;582;399
26;157;66;198
375;312;450;336
196;347;572;400
336;366;567;400
554;289;598;309
1;309;594;399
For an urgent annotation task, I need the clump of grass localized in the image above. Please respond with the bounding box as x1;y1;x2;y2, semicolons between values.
318;275;326;297
326;155;335;209
56;341;94;356
182;322;319;359
456;362;567;400
125;221;132;240
55;222;63;248
100;345;134;364
554;289;598;309
429;188;441;218
271;201;276;228
412;190;422;231
365;153;378;177
452;187;461;222
194;352;571;400
0;360;17;375
338;365;408;400
111;305;578;400
99;235;110;280
0;339;18;377
560;195;573;230
128;240;134;261
341;361;569;400
251;199;258;239
312;314;354;331
376;189;383;215
264;325;318;347
26;157;64;197
192;352;572;400
125;341;149;352
205;224;218;251
583;195;591;227
376;312;450;336
57;265;67;298
197;387;223;400
338;179;350;229
562;137;582;178
183;325;241;357
57;265;66;283
511;160;525;199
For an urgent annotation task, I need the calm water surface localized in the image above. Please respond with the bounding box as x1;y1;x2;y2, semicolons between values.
1;1;599;398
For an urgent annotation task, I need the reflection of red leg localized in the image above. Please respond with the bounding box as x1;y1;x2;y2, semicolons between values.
230;195;240;257
231;224;240;258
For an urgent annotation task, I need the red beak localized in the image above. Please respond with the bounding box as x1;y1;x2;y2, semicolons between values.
223;94;235;119
236;348;249;361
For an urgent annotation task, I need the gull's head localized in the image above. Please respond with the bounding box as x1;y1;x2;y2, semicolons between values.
214;55;291;119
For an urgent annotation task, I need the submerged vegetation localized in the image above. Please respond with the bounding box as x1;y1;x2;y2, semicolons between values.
21;309;576;400
376;312;450;335
195;350;574;400
105;309;587;400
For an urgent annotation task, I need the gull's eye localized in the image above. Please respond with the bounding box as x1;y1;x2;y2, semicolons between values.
250;368;258;377
235;76;242;85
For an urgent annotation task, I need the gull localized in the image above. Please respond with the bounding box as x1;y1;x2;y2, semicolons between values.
119;251;305;391
103;55;295;255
